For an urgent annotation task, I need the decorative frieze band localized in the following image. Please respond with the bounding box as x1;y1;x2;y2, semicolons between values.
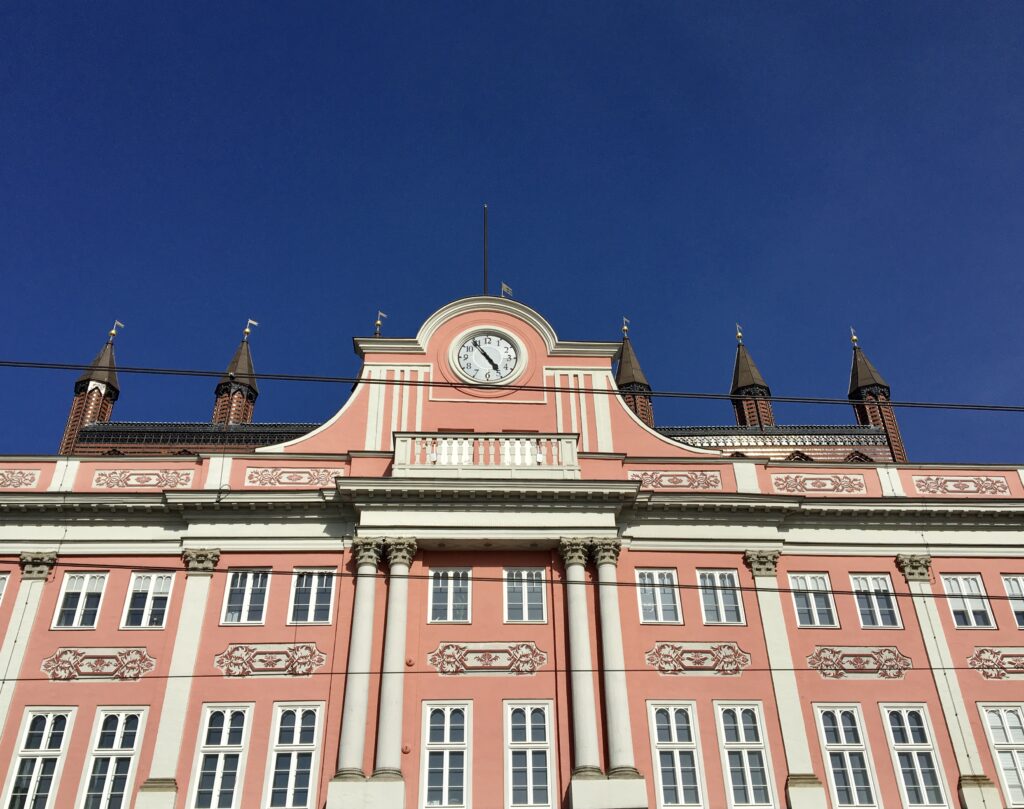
19;551;57;580
427;641;548;676
214;643;327;677
806;646;912;680
967;648;1024;680
42;648;156;681
93;469;194;489
771;473;866;494
0;469;40;489
628;470;722;490
912;475;1010;496
645;642;751;676
244;467;345;487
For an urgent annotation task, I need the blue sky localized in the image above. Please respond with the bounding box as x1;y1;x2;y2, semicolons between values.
1;2;1021;461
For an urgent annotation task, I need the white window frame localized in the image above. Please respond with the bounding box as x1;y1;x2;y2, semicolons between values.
714;701;775;808
1004;576;1024;630
120;572;174;629
1;707;76;809
428;569;472;624
504;701;555;808
220;569;271;625
0;572;9;607
287;569;335;625
261;702;323;809
647;701;706;808
813;704;878;807
187;704;254;809
637;569;682;624
850;574;902;629
75;707;147;809
789;573;838;628
52;572;108;629
503;569;547;624
979;702;1024;807
420;701;471;808
941;574;995;629
879;704;949;807
698;569;745;625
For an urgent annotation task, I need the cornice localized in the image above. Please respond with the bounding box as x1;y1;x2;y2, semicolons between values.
335;477;640;506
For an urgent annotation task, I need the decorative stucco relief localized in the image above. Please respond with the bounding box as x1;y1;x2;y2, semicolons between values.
772;474;866;494
427;642;548;676
628;471;722;490
0;469;39;489
244;467;345;487
41;648;156;681
912;476;1010;496
93;469;194;489
967;648;1024;679
807;646;912;679
645;642;751;676
214;643;327;677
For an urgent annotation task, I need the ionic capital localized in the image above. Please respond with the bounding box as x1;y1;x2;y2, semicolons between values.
385;538;417;568
559;538;590;568
592;539;622;567
19;551;57;580
182;548;220;574
351;537;384;569
743;550;780;577
895;553;932;583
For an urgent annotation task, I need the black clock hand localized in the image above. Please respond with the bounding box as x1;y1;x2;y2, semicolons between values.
472;340;501;372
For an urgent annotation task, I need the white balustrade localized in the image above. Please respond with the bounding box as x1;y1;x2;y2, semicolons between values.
392;433;580;479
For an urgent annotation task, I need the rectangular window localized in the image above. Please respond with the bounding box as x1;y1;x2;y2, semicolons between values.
0;573;8;607
121;573;173;628
790;574;837;627
190;706;251;809
429;569;470;623
1005;577;1024;629
4;710;74;809
289;570;334;624
638;570;681;624
505;569;546;623
941;575;993;628
649;703;703;806
81;710;144;809
816;706;876;806
851;575;901;628
981;705;1024;806
422;703;469;807
266;705;321;808
699;570;743;624
717;704;773;806
506;703;552;807
53;573;107;628
221;570;269;624
882;706;946;806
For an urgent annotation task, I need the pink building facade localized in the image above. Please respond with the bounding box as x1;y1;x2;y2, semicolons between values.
0;296;1023;809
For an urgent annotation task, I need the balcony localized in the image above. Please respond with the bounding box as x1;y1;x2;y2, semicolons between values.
392;432;581;479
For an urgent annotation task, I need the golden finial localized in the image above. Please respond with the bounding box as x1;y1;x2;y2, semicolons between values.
622;316;630;337
735;322;743;344
850;326;859;347
243;318;259;341
374;311;388;338
108;320;125;342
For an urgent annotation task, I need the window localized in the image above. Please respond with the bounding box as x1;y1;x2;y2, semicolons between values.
430;570;470;623
506;703;552;807
121;573;173;628
81;710;144;809
1005;577;1024;629
53;573;107;628
638;570;681;623
0;573;8;606
4;710;73;809
221;571;269;624
505;569;545;623
289;570;334;624
266;705;320;808
649;703;703;806
851;575;901;628
941;575;993;628
882;707;945;806
422;703;469;807
717;704;773;806
190;706;251;809
699;570;743;624
790;574;837;627
982;705;1024;806
816;707;875;806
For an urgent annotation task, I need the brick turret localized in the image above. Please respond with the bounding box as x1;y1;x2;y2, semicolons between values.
59;325;121;455
848;331;907;463
731;326;774;428
615;323;654;428
212;324;259;425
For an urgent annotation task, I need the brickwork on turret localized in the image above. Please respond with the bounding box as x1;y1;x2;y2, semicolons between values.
734;393;775;428
853;391;907;463
621;386;655;428
212;384;256;424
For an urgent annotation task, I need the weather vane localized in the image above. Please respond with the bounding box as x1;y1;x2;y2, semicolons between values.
736;323;743;344
622;316;630;336
374;311;388;337
108;320;125;342
243;319;259;340
850;326;859;347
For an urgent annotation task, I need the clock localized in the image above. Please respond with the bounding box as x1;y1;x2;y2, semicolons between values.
452;330;521;383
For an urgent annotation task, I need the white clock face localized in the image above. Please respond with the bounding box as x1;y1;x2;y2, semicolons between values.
455;332;519;382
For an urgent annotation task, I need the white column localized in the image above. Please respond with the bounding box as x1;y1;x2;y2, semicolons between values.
336;537;383;779
374;538;416;779
0;553;57;740
895;554;1001;809
744;551;827;809
137;548;220;809
559;538;602;778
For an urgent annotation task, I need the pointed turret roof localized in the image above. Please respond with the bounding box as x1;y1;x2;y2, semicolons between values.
218;335;258;395
615;334;650;389
731;343;769;394
849;341;889;397
76;332;120;392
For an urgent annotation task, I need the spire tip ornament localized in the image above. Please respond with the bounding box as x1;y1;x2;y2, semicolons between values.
850;327;859;348
736;322;743;344
108;320;125;343
374;311;388;338
243;319;259;341
622;316;630;337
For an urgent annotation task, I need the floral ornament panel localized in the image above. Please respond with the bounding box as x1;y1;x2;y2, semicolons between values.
41;648;156;682
644;642;751;676
771;474;867;495
244;467;346;487
807;646;912;680
427;641;548;676
912;476;1011;496
92;469;194;489
628;470;723;491
0;469;40;489
214;643;327;677
967;648;1024;680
